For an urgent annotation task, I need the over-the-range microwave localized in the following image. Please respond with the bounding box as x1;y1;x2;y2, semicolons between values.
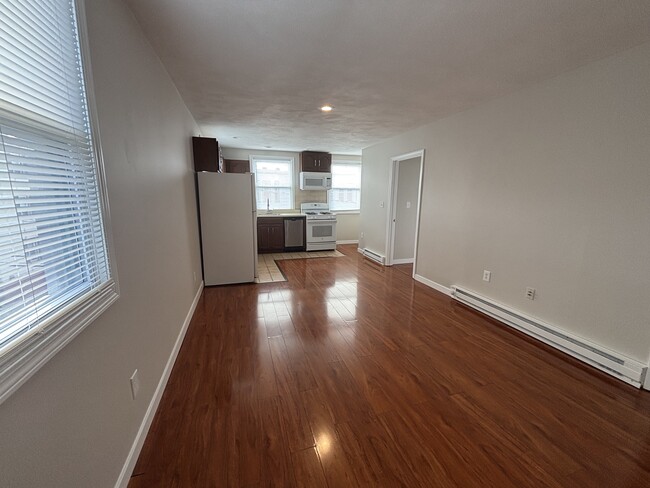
300;172;332;190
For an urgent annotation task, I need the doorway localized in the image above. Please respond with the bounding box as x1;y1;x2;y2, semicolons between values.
385;150;424;276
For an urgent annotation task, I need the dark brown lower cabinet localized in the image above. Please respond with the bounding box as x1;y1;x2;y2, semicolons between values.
257;218;284;253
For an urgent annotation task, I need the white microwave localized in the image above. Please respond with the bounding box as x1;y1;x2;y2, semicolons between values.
300;172;332;190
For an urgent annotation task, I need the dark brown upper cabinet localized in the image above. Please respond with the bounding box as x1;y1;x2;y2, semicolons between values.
192;136;223;172
224;159;250;173
300;151;332;172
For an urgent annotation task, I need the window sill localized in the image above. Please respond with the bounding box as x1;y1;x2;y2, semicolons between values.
0;280;119;405
332;210;360;215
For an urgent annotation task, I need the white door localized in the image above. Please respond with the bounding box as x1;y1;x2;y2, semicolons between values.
386;150;425;272
392;157;421;263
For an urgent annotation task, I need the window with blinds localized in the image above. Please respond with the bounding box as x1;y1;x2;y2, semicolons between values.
0;0;117;402
252;156;294;211
329;161;362;211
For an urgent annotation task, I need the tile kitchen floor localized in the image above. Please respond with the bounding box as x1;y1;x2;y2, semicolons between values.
255;249;344;283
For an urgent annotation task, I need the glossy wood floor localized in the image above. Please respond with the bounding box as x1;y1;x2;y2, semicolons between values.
129;245;650;487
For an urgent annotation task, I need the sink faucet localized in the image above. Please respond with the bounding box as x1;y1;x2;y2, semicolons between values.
266;198;272;214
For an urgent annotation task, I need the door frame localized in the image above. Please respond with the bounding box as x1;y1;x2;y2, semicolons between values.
385;149;425;277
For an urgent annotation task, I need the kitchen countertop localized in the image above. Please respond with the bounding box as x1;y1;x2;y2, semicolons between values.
257;213;306;218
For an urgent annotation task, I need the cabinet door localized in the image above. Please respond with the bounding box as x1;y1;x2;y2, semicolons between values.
300;151;331;172
269;224;285;251
224;159;250;173
192;137;219;172
257;225;270;252
318;153;332;172
258;218;284;253
300;152;319;172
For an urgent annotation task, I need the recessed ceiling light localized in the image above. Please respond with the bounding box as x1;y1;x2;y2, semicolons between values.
320;105;333;112
233;136;238;139
264;145;272;148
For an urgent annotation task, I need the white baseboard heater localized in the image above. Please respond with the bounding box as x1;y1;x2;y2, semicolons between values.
361;248;385;265
451;286;647;388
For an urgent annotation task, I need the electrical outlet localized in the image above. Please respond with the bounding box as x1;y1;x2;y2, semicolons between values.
360;232;364;238
130;369;140;400
406;201;411;209
379;201;385;208
526;287;536;300
483;270;491;282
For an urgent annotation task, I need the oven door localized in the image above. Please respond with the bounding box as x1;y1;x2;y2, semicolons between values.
306;220;337;242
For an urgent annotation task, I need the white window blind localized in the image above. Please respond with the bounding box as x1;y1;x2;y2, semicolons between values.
0;0;116;402
252;156;294;210
329;161;361;211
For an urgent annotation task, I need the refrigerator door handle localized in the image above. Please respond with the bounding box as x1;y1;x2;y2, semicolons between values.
250;173;257;212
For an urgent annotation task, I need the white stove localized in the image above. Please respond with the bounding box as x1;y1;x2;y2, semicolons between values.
301;203;337;251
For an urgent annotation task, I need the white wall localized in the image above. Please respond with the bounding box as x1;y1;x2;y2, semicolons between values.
222;147;361;242
393;157;421;260
0;0;203;487
361;42;650;364
336;213;360;243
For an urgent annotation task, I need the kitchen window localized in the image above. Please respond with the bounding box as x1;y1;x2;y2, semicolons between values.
0;0;117;403
329;160;362;211
251;156;294;211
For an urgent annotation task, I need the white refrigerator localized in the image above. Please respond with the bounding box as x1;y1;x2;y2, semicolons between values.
197;172;257;285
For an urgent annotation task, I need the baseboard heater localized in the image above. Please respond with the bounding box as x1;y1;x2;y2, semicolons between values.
451;286;647;388
361;248;385;265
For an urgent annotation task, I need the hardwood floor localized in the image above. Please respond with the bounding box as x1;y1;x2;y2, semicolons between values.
129;245;650;487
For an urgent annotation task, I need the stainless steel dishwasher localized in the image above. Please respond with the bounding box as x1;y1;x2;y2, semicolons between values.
284;216;305;251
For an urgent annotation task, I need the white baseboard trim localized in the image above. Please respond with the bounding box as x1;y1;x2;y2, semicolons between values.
115;282;204;488
644;369;650;391
452;286;647;388
413;274;452;296
337;240;359;245
392;258;414;265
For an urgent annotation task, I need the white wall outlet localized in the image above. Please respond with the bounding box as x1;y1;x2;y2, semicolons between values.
483;270;491;282
360;232;364;238
379;201;385;208
130;369;140;400
526;287;536;300
406;201;411;208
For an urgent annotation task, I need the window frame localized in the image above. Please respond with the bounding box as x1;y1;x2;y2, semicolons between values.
0;0;119;405
249;155;295;211
328;159;362;213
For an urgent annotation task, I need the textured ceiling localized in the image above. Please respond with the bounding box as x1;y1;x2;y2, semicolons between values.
124;0;650;155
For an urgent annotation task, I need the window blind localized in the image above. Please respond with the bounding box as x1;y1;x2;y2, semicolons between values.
0;0;111;356
329;161;361;211
253;157;294;210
